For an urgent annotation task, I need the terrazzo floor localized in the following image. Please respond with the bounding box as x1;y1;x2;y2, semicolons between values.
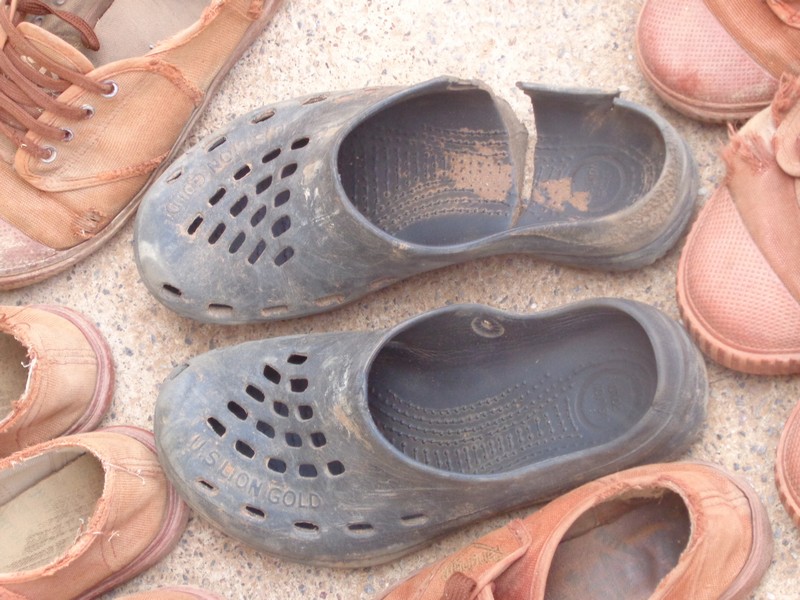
3;1;799;598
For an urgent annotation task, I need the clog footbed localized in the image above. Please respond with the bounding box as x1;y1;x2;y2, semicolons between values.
154;299;707;566
135;77;698;323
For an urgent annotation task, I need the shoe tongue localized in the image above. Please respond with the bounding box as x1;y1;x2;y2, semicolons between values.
16;21;93;74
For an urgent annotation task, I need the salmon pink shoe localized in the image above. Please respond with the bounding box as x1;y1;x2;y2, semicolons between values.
0;304;113;456
777;401;800;528
677;74;800;374
636;0;800;122
0;0;284;290
379;462;772;600
118;587;225;600
0;428;189;600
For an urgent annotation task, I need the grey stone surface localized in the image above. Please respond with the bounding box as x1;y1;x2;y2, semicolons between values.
2;1;798;598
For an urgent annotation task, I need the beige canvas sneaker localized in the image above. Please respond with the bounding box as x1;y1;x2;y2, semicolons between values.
0;0;284;289
0;427;190;600
0;304;113;457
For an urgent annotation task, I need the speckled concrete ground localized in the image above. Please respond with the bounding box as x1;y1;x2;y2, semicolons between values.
3;1;799;598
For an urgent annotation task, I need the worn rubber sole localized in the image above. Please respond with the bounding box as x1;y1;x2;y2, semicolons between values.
30;305;114;436
0;1;284;291
75;426;190;600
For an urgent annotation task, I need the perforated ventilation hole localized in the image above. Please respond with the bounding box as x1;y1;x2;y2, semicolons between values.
245;385;265;402
299;464;317;478
207;417;226;437
347;523;374;535
230;195;248;216
162;284;182;297
288;354;307;364
209;187;226;206
252;109;275;124
235;439;255;459
294;521;319;534
274;247;294;266
303;95;327;105
187;216;203;235
263;364;281;384
251;205;267;227
208;303;233;313
290;378;309;393
291;137;310;150
273;401;289;417
256;176;273;195
228;401;248;420
229;232;246;254
281;163;298;178
400;514;429;526
208;136;227;152
271;216;291;238
248;240;267;265
256;420;275;438
310;432;326;448
285;432;302;448
208;223;226;244
297;405;313;420
197;479;217;492
262;148;280;163
166;169;182;182
327;461;345;476
245;505;266;519
234;165;251;181
268;458;287;473
274;190;290;207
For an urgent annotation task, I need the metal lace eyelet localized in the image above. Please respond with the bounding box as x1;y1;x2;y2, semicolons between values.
81;104;95;118
40;146;57;163
61;128;74;142
33;16;43;25
55;0;66;5
471;316;505;338
101;80;119;98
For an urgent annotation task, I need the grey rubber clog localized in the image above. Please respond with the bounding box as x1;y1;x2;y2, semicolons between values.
154;299;707;567
135;77;698;324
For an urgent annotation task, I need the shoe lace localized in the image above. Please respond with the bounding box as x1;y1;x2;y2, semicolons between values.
0;0;112;161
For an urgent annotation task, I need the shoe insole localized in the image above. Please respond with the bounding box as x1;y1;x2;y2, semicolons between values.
34;0;208;65
338;88;665;246
0;453;104;572
368;308;657;475
541;492;690;599
0;332;28;419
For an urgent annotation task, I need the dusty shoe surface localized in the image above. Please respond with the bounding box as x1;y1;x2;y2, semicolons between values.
0;304;113;456
154;299;707;567
777;401;800;528
379;462;772;600
677;74;800;374
135;76;697;323
0;427;189;600
636;0;800;122
0;0;284;290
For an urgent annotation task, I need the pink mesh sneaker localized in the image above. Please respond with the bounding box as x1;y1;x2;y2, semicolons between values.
677;74;800;374
636;0;800;122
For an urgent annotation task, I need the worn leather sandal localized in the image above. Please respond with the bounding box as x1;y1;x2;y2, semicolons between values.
378;462;772;600
135;76;698;324
154;299;707;567
0;0;284;290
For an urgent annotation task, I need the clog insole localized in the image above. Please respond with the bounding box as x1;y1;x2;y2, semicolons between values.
368;309;657;475
540;491;690;599
339;89;664;246
0;332;28;418
0;453;104;572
